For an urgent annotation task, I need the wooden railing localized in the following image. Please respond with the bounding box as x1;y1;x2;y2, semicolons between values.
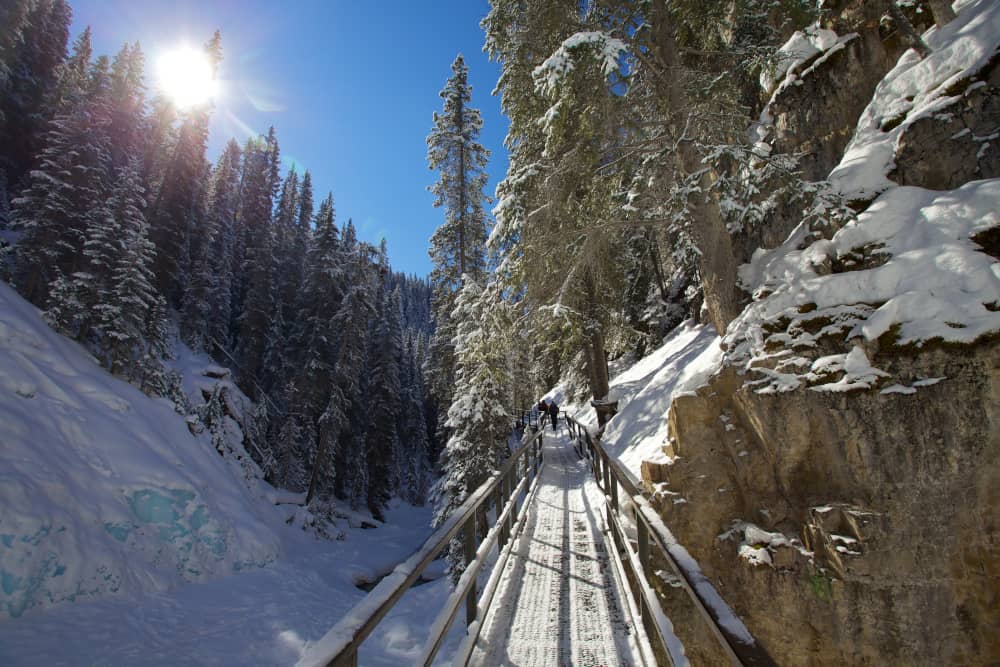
298;425;546;667
565;415;777;667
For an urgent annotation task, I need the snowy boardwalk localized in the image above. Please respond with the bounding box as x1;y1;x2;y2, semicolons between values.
473;430;641;666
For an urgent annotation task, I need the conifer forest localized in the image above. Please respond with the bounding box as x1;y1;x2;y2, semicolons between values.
1;0;998;665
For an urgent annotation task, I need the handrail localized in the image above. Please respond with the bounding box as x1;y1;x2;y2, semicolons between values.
565;415;777;667
298;425;546;667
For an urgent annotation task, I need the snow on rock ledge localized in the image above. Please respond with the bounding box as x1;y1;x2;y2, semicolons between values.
829;0;1000;202
727;179;1000;394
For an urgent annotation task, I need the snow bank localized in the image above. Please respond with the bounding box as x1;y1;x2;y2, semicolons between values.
566;322;722;479
829;0;1000;201
0;500;452;666
0;282;282;619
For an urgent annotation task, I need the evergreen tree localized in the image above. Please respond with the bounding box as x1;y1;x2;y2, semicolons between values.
0;0;71;192
400;332;432;505
198;140;242;355
102;159;166;379
13;53;112;304
305;233;375;507
233;132;279;398
55;26;92;110
273;167;300;328
328;223;377;507
107;42;146;172
433;278;511;577
147;32;220;304
180;161;214;349
426;54;491;454
365;284;404;519
290;194;340;417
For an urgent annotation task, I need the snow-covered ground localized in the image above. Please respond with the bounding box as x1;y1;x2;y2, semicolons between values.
560;321;722;480
0;501;456;666
0;281;454;665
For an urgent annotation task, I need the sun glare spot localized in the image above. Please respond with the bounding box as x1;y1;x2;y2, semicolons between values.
157;46;216;109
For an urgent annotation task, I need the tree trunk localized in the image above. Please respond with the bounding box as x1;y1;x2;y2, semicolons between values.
888;2;933;58
926;0;957;27
305;422;332;506
587;327;610;399
647;230;669;303
582;276;610;401
645;9;746;333
457;97;467;278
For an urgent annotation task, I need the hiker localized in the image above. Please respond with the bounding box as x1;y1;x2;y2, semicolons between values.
537;399;548;427
548;400;559;432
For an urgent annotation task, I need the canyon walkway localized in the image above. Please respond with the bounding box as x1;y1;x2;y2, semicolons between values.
302;415;774;667
470;429;642;665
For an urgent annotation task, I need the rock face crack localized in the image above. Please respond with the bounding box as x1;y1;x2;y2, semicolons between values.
473;432;638;666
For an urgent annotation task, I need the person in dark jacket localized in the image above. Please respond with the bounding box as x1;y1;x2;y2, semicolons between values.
537;399;548;427
548;401;559;432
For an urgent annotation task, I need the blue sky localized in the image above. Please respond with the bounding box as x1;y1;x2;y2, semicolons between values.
69;0;509;277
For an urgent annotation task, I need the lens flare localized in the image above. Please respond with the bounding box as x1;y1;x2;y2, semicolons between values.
157;46;216;109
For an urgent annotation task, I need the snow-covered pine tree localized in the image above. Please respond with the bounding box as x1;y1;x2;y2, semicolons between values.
365;283;404;520
107;42;145;173
13;52;112;305
0;1;33;124
304;227;375;507
233;131;279;399
101;158;166;381
272;167;300;329
426;53;491;461
203;140;242;356
400;331;432;505
139;94;177;209
53;26;92;111
291;193;340;416
292;169;314;296
180;161;214;350
273;380;312;492
147;32;220;305
292;193;342;502
329;221;377;507
0;0;71;193
433;277;511;577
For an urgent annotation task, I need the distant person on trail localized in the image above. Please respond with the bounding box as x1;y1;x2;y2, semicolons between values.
548;401;559;432
538;399;548;427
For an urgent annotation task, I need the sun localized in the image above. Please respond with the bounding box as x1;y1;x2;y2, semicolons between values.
157;46;217;109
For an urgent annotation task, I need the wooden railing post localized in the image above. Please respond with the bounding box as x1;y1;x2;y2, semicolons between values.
637;513;650;570
602;451;612;495
506;468;516;535
330;648;357;667
609;458;619;512
496;480;507;549
636;515;654;631
464;516;477;626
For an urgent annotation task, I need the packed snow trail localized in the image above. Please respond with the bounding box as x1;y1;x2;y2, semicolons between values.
473;428;641;666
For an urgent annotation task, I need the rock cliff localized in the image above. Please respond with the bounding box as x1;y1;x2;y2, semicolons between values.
645;2;1000;663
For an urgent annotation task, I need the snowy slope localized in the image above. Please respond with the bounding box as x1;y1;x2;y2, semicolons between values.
0;279;458;665
0;500;457;666
563;321;721;478
0;281;284;619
